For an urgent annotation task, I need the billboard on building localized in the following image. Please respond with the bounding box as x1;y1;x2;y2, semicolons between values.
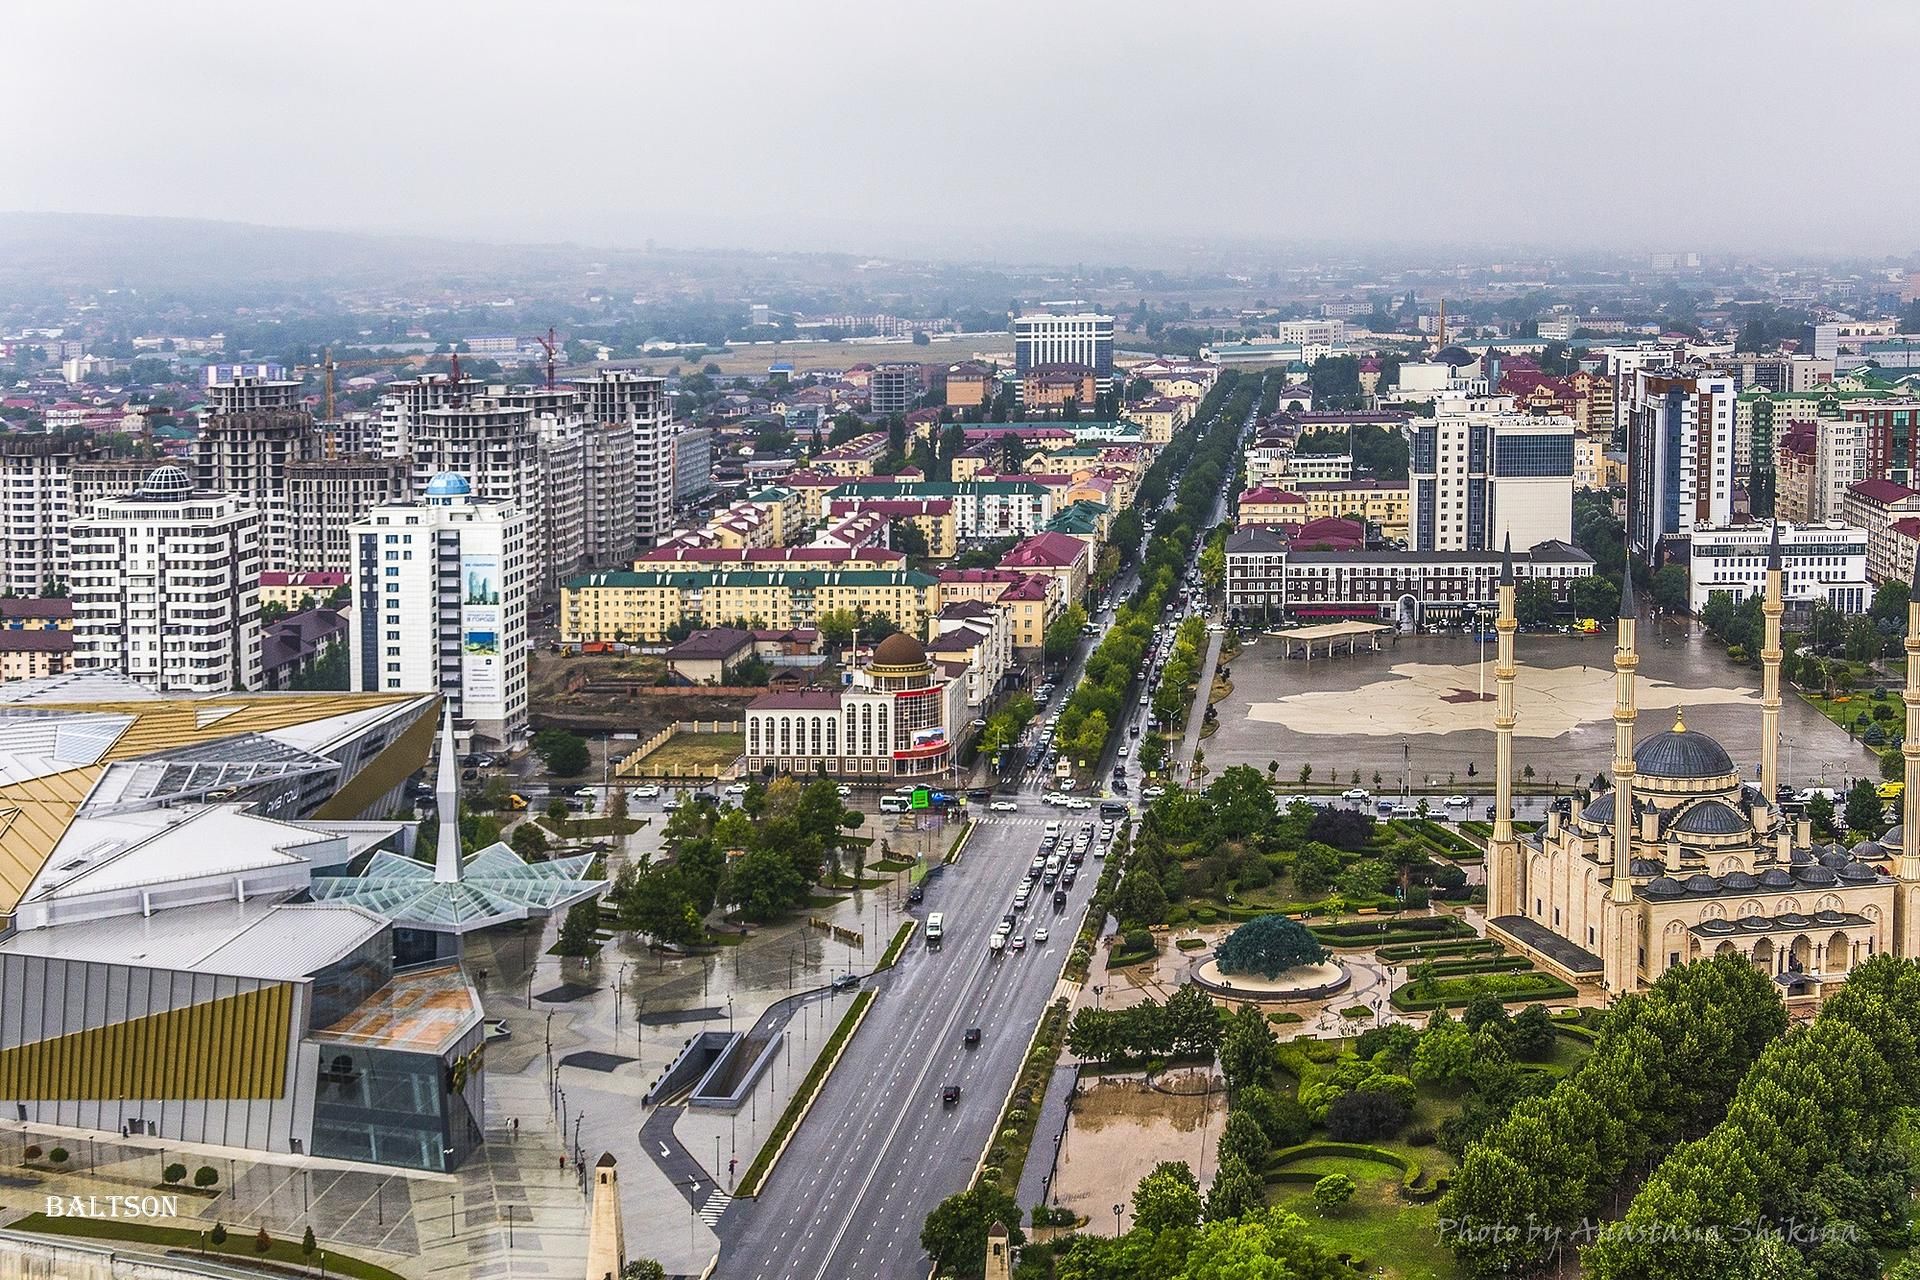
461;552;503;703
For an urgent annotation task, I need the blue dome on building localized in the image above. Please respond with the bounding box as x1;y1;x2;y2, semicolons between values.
1633;722;1735;780
425;473;472;499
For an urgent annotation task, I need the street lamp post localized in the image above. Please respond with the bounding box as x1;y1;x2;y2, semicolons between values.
1113;1203;1126;1237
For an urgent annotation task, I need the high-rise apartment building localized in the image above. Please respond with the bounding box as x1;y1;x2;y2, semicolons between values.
375;374;482;459
194;368;319;569
583;421;638;566
0;433;99;596
868;362;922;416
1408;404;1575;552
406;398;544;591
496;386;589;591
285;457;412;574
1626;370;1736;558
671;426;716;507
571;371;673;545
69;465;263;693
1013;313;1115;401
347;473;530;749
69;460;155;522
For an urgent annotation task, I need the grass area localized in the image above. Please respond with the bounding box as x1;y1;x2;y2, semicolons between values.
1266;1175;1455;1279
870;857;915;873
1390;969;1577;1011
1800;688;1898;740
1311;916;1477;948
630;731;745;773
820;872;890;889
1376;938;1504;962
11;1213;408;1280
876;920;915;970
544;814;643;838
737;989;874;1197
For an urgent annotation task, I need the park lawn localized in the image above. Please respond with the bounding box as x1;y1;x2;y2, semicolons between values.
632;731;746;772
1267;1172;1456;1279
11;1213;407;1280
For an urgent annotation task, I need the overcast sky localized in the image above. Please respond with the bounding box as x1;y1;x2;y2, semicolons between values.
9;0;1917;262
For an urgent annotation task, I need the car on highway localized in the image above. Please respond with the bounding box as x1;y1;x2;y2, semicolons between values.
1284;795;1308;808
1445;794;1469;808
635;784;661;799
1011;932;1026;950
1066;797;1092;810
990;799;1017;812
1342;788;1371;801
1035;924;1050;944
964;1027;981;1047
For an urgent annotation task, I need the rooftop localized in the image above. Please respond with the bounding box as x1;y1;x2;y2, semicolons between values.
314;963;482;1056
0;896;386;982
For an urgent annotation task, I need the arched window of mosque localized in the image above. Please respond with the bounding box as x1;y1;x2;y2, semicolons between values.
1717;856;1742;874
1778;897;1800;914
1864;904;1883;924
1816;894;1843;913
1700;903;1727;921
1740;899;1762;919
1663;919;1687;936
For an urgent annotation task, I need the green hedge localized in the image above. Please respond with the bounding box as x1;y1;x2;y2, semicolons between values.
876;920;915;970
1389;971;1577;1012
1311;915;1476;948
1262;1141;1436;1199
1376;938;1503;962
1412;955;1534;978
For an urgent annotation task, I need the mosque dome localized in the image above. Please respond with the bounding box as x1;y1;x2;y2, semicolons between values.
1790;847;1815;865
870;632;928;670
1793;863;1838;885
1581;793;1617;825
1839;861;1879;883
1642;876;1686;899
1758;868;1795;888
1629;857;1666;876
137;464;193;499
1632;719;1735;780
1720;870;1758;890
1683;873;1721;894
1884;825;1904;852
1818;849;1852;870
1672;799;1747;836
1850;839;1887;861
424;473;472;498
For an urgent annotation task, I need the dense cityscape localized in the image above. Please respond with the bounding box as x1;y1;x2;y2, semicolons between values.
9;5;1920;1280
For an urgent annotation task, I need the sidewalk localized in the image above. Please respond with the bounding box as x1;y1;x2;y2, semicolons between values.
1174;629;1226;779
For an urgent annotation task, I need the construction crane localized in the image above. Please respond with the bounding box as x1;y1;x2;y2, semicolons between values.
293;347;435;419
533;326;559;390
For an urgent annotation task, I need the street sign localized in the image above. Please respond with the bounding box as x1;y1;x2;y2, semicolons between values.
911;787;931;810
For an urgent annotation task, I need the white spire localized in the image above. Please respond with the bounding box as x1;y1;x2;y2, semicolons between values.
434;705;463;884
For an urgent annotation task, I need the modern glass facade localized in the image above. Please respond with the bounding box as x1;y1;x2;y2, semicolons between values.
309;1033;483;1172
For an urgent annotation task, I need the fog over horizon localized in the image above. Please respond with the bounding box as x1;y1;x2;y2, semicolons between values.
9;0;1919;264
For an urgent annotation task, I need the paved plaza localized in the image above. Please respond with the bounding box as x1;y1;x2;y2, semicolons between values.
1207;623;1877;792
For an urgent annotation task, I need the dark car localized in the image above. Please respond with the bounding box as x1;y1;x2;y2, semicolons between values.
1052;889;1068;910
907;884;925;905
831;974;860;993
968;788;992;801
964;1027;981;1047
943;1084;961;1107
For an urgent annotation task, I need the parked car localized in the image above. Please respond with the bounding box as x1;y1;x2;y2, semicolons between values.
990;799;1018;812
1343;788;1371;801
1445;794;1469;808
635;784;661;799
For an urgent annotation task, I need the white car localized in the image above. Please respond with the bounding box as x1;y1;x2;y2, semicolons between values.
1012;933;1027;951
663;796;683;811
1445;794;1469;808
1285;795;1308;808
1066;797;1093;811
1035;924;1050;944
1342;788;1370;801
836;784;852;797
724;783;748;797
1142;785;1166;799
990;799;1018;813
1043;791;1067;806
635;785;662;799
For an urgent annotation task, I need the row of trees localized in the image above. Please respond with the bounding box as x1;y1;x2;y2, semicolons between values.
1064;985;1222;1063
1439;954;1789;1277
1585;955;1920;1280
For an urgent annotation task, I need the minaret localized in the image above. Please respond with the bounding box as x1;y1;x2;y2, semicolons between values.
1759;522;1784;808
585;1153;626;1280
1487;535;1522;920
1896;553;1920;958
1602;556;1640;993
434;704;464;884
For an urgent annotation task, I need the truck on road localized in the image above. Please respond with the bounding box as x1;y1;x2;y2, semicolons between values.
925;912;944;948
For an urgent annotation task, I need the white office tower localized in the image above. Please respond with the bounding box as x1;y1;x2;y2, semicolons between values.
69;465;263;693
495;386;588;592
347;473;529;750
406;396;545;595
570;371;672;545
1408;402;1576;552
1626;370;1736;558
194;366;319;570
1013;312;1116;398
0;433;98;596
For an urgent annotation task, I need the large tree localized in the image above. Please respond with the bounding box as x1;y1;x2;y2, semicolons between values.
1131;1161;1202;1234
919;1184;1022;1279
1214;915;1327;980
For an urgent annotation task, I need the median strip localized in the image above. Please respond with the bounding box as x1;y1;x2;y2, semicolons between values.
735;989;875;1198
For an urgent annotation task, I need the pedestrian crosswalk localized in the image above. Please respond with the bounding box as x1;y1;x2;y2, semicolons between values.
699;1189;732;1226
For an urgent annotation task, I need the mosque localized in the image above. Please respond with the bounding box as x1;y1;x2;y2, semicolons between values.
1484;524;1920;998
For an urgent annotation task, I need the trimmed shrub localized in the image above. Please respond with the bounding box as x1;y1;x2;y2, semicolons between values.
163;1162;186;1185
48;1147;67;1165
194;1165;219;1188
254;1227;272;1254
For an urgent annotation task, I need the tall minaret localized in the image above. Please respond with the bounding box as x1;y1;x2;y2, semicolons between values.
434;704;464;883
1487;535;1522;920
1896;554;1920;957
585;1153;626;1280
1602;556;1640;993
1759;522;1785;808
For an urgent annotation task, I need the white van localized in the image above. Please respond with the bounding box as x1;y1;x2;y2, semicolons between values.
880;794;912;814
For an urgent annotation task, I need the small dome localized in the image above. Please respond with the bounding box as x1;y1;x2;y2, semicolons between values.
137;464;193;499
1720;870;1758;890
1740;915;1774;931
1850;839;1886;860
1776;911;1811;928
1643;875;1686;899
425;472;472;497
869;632;928;669
1839;861;1878;883
1758;868;1795;888
1698;918;1737;935
1884;824;1903;851
1790;847;1815;865
1793;863;1838;885
1818;849;1851;870
1629;857;1666;876
1633;724;1736;780
1684;873;1721;894
1581;793;1617;825
1814;909;1847;926
1673;800;1748;836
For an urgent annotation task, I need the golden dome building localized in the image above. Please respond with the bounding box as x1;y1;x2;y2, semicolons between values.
1485;524;1917;1000
745;631;966;781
